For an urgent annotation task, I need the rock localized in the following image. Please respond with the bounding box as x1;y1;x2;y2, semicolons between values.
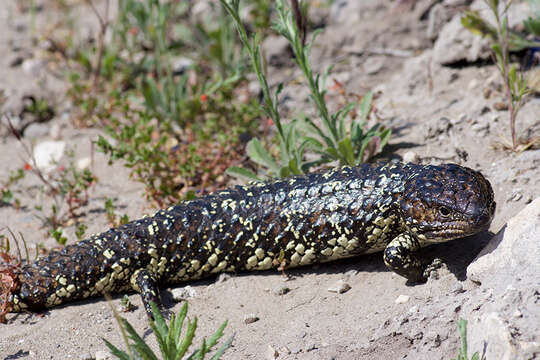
465;199;540;360
266;345;279;359
22;58;48;77
426;3;452;40
33;140;66;172
467;197;540;285
171;286;197;301
506;189;523;202
215;273;231;283
272;286;291;296
402;151;420;164
395;295;410;304
469;312;522;360
244;314;260;324
171;57;194;75
76;157;92;170
327;279;351;294
23;122;50;138
95;350;111;360
493;101;509;111
432;3;491;65
363;56;385;75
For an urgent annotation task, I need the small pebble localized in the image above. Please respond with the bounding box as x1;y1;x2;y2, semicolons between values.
493;101;509;111
507;189;523;202
33;140;66;172
266;345;279;359
451;283;465;294
273;286;291;296
171;286;197;301
402;151;420;164
279;346;291;355
216;273;231;283
327;280;351;294
79;353;93;360
95;350;111;360
77;157;92;170
244;314;260;324
395;294;410;304
344;269;358;279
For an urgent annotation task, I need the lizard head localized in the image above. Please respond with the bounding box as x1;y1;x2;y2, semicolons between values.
398;163;496;244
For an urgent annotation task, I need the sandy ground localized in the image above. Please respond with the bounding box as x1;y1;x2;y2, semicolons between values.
1;1;539;359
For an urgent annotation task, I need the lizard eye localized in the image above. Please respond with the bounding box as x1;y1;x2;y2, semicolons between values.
439;206;451;217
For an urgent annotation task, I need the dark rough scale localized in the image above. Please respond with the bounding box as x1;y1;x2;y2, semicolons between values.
4;162;495;317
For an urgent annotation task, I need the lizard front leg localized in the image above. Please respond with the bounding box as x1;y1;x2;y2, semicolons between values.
383;233;425;282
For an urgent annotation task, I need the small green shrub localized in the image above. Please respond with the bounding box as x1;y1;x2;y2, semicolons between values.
223;0;391;180
104;301;232;360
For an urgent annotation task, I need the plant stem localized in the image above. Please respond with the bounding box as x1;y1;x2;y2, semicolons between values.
85;0;110;92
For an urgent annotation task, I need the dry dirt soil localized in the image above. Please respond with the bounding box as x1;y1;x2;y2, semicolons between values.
0;1;539;360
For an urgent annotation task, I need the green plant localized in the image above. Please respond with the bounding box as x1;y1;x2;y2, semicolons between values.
76;0;260;204
105;198;130;227
223;0;391;180
104;301;232;360
23;96;55;123
96;101;254;206
461;0;540;151
452;319;480;360
0;169;25;208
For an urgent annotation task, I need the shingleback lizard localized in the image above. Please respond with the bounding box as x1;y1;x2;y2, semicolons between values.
1;162;495;318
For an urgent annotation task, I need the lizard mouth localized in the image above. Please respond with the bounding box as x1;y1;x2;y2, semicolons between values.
423;217;492;243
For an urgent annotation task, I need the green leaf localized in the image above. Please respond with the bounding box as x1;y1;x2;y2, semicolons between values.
1;189;13;203
324;146;341;161
337;137;355;165
225;166;260;181
509;64;517;91
524;16;540;37
176;317;198;359
279;166;291;178
379;127;392;151
300;136;324;151
150;302;168;338
461;11;497;38
246;138;279;173
122;318;159;360
103;339;131;360
359;91;373;123
287;158;301;175
303;117;334;148
209;334;234;360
